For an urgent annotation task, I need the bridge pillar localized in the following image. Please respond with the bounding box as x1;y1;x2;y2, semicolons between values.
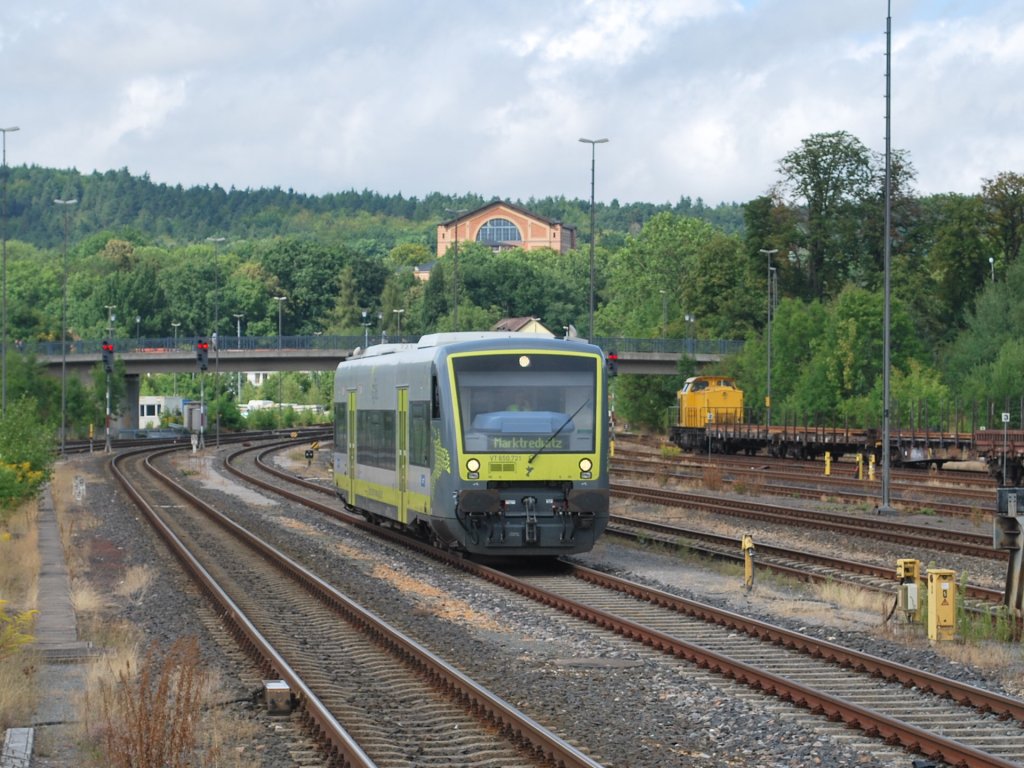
123;374;141;432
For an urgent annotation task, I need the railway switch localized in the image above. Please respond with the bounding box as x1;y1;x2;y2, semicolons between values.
995;489;1024;618
741;534;755;591
896;558;921;622
926;568;957;642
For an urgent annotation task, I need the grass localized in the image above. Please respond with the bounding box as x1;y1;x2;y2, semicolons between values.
85;637;206;768
702;464;723;491
115;566;154;604
81;637;262;768
0;501;41;728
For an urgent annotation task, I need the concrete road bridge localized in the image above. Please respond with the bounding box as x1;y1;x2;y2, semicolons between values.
31;334;742;378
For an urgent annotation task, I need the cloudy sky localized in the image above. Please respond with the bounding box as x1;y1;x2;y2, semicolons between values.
2;0;1021;206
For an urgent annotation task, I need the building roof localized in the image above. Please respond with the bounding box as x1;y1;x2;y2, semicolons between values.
441;200;573;232
490;317;553;335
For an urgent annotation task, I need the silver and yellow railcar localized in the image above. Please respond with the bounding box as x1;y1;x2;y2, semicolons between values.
333;332;610;556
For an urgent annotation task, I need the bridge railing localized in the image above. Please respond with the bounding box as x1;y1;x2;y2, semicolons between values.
26;334;746;357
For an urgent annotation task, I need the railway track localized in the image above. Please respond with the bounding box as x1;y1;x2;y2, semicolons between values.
611;481;1002;561
615;455;993;518
110;444;603;768
235;440;1024;767
605;514;1008;614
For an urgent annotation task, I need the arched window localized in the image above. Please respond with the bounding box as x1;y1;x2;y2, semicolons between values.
476;218;522;245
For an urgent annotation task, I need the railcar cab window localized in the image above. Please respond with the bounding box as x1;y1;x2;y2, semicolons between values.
452;353;596;453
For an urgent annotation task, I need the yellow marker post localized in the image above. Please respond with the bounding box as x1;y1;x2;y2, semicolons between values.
868;454;876;481
741;534;755;591
856;454;864;480
927;568;957;642
824;451;831;476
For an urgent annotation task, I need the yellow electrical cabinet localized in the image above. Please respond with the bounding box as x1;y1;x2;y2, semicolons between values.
927;568;957;641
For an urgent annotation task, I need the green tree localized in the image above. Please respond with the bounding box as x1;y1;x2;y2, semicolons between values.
982;171;1024;268
0;396;55;512
774;131;874;298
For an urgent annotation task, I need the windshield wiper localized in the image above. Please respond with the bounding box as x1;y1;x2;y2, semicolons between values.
528;399;590;464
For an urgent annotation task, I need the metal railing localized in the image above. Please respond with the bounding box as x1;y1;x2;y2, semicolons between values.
27;334;745;357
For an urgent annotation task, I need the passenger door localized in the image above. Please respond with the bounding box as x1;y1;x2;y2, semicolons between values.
397;387;409;523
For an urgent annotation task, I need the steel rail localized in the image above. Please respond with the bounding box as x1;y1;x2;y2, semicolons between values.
234;441;1024;767
110;447;376;768
607;514;1007;606
180;442;605;768
611;481;1002;560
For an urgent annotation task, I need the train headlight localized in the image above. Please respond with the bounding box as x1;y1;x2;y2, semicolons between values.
579;458;593;478
466;457;481;478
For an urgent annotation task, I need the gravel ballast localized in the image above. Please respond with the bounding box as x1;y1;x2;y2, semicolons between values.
32;448;1024;767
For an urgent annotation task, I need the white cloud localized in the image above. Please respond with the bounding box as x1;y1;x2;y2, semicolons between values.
3;0;1023;205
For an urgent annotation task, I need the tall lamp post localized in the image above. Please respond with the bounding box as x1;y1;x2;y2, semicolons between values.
579;137;608;341
659;289;667;338
102;303;116;452
1;126;19;417
393;308;404;338
989;256;995;283
360;310;371;348
444;209;467;331
206;237;225;447
273;296;287;412
759;248;778;427
233;312;244;398
171;321;180;397
54;198;77;456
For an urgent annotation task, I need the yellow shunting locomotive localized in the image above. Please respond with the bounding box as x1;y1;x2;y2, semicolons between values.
669;375;745;451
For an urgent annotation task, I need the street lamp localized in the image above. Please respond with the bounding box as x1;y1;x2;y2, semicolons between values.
361;310;371;348
684;312;696;354
989;256;995;283
1;126;19;417
104;304;116;333
273;296;287;413
579;137;608;341
444;208;468;331
759;248;778;427
232;312;244;399
54;198;77;456
206;237;225;337
659;289;667;338
273;296;287;347
102;303;116;453
171;321;180;397
393;308;404;338
135;315;141;348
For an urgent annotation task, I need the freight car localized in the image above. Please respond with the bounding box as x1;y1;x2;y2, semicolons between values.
333;332;610;556
667;375;1024;480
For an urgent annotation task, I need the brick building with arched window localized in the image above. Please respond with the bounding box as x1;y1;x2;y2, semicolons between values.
436;200;576;259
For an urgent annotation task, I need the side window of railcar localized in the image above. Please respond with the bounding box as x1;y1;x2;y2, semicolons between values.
431;370;441;419
409;401;430;467
356;410;396;470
